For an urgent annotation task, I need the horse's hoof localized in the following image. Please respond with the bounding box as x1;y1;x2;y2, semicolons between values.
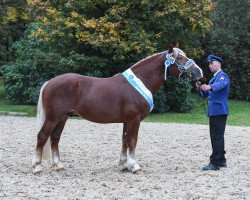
121;166;129;172
54;162;64;171
33;164;43;174
120;162;132;172
132;164;141;174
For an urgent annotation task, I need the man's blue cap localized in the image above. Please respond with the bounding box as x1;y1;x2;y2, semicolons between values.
207;55;223;64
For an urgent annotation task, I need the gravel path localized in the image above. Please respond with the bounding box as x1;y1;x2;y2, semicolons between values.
1;116;249;200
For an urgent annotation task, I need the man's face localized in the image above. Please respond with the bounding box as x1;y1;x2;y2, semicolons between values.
209;61;221;73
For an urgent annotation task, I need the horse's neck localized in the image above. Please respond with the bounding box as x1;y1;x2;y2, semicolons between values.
132;53;165;94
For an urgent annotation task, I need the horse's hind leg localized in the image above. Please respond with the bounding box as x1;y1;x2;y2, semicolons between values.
120;120;141;173
32;120;57;174
50;117;68;171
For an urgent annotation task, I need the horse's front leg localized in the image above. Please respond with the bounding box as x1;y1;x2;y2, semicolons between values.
119;123;128;171
120;120;141;173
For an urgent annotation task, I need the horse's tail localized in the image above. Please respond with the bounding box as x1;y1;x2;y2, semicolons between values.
36;81;51;160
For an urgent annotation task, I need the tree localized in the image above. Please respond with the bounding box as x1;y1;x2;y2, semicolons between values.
3;0;213;104
0;0;29;71
204;0;250;101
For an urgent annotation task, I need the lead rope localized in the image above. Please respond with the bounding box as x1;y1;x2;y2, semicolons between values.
197;88;208;117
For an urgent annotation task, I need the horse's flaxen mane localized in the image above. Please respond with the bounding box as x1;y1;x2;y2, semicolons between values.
176;47;185;54
131;48;186;70
173;48;186;58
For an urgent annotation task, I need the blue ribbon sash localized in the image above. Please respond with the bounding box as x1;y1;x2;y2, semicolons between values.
122;68;154;112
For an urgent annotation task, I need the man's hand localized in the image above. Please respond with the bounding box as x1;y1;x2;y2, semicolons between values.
200;84;212;91
195;82;201;89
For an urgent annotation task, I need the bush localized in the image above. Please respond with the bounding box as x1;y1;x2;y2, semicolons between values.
3;49;110;104
2;23;111;104
153;77;195;113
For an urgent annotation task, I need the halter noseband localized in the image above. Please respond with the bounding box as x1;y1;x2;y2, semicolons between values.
164;51;195;80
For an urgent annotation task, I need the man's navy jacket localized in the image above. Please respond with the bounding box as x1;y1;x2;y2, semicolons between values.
200;70;230;117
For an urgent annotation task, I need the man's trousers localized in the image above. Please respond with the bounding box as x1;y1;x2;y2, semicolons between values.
209;115;227;166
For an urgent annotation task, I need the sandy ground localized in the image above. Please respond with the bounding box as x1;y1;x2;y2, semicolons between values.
0;116;249;200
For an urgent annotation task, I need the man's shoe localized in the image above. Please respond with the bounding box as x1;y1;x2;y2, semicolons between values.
202;163;220;171
220;162;227;168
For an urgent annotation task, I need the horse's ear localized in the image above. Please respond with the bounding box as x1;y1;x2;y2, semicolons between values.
168;43;174;53
168;41;179;52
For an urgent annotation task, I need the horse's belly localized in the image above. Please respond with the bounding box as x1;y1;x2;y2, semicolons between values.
77;107;124;123
75;99;142;123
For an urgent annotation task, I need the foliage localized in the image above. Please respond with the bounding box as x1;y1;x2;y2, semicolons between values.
0;76;4;99
153;87;169;113
0;0;29;73
2;0;213;105
153;78;195;113
202;0;250;101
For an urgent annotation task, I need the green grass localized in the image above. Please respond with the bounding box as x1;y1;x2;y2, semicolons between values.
0;76;36;116
227;100;250;126
145;98;250;126
0;76;249;126
0;99;36;116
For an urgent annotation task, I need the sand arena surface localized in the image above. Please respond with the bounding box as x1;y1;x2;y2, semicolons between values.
0;116;249;200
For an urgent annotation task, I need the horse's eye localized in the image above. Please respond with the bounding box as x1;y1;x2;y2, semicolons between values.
177;57;182;60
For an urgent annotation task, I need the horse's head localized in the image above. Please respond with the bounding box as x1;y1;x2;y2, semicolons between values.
165;46;203;81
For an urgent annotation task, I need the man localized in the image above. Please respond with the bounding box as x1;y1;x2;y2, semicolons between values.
196;55;230;171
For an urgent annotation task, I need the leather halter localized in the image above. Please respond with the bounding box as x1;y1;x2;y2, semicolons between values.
164;51;195;80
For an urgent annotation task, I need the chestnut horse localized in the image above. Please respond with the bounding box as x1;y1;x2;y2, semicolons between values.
32;46;203;174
